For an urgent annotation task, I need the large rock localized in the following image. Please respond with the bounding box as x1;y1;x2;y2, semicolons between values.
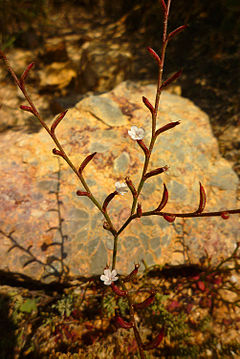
0;81;239;281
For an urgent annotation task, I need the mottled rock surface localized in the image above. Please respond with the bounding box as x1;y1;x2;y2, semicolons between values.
0;81;239;280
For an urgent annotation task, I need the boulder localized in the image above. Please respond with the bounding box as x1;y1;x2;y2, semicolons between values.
0;81;239;281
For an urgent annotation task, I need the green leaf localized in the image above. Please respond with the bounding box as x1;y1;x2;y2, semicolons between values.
19;299;37;313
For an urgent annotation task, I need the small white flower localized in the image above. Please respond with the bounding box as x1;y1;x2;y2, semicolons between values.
128;126;145;140
100;269;118;285
115;181;128;195
230;275;238;284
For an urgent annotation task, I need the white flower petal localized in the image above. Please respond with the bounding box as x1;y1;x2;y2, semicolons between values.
100;268;119;285
112;269;118;277
128;126;145;140
103;268;111;277
115;182;128;195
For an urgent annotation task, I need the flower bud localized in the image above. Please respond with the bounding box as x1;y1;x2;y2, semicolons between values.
102;191;117;212
79;152;97;174
147;47;161;65
155;183;168;211
143;328;164;350
20;62;35;87
111;283;128;297
137;139;150;157
134;292;155;310
195;182;206;214
167;25;187;41
123;264;140;282
160;0;167;13
125;176;137;198
103;221;111;231
144;166;168;180
142;96;154;114
115;315;133;329
163;214;175;223
50;110;68;134
52;148;65;158
76;190;90;197
160;70;182;90
221;211;230;220
155;121;180;136
20;105;35;114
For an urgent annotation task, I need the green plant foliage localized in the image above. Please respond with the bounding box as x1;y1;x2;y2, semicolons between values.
19;298;38;314
102;293;117;318
52;294;74;317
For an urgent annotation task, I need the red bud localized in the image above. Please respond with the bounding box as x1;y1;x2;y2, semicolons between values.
160;70;182;89
155;121;180;136
111;283;128;297
147;47;161;65
142;96;155;114
137;139;150;157
20;62;35;87
143;328;164;350
163;214;175;223
102;191;117;212
155;183;168;211
167;25;187;41
144;166;168;180
20;105;35;114
125;176;137;198
160;0;167;13
50;110;68;134
221;211;230;220
134;292;155;309
103;221;111;231
195;182;206;214
123;264;140;282
76;190;91;197
115;315;133;329
52;148;65;158
79;152;97;174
